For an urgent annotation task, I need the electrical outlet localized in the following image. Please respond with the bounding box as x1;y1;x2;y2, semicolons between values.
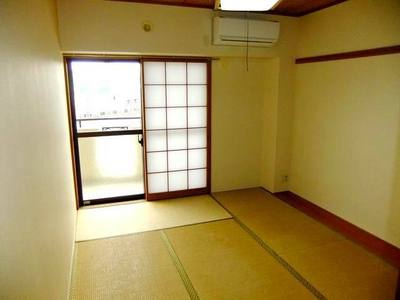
282;175;289;183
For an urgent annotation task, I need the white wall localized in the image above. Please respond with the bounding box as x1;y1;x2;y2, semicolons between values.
0;0;76;299
290;0;400;247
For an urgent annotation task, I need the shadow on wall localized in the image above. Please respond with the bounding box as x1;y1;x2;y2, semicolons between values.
387;104;400;248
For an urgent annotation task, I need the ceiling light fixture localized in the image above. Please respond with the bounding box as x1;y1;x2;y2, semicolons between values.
216;0;281;11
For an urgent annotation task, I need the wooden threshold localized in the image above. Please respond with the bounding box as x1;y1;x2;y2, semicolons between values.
147;187;209;201
273;190;400;268
296;45;400;64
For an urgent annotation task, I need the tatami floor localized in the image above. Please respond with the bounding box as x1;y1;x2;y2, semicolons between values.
76;195;231;241
71;188;398;299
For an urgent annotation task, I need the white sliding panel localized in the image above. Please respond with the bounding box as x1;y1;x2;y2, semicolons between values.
143;59;210;200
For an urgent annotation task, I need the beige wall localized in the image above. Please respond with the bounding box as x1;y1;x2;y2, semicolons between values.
56;0;299;192
260;58;280;189
291;0;400;247
0;0;76;299
55;0;400;249
57;0;297;58
296;0;400;57
212;57;273;191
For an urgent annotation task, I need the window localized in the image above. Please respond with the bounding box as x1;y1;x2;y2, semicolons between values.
65;56;211;206
66;58;144;206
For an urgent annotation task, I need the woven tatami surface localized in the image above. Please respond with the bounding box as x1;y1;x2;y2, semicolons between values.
76;195;231;241
71;189;398;299
213;188;398;299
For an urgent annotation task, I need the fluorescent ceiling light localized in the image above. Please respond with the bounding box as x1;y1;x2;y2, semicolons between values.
219;0;280;11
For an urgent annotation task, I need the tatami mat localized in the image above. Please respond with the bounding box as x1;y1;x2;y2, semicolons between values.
165;219;315;299
281;239;398;299
213;188;398;299
213;188;344;255
76;195;231;241
71;232;190;300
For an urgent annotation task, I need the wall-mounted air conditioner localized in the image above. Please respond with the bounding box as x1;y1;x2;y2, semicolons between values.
213;16;280;47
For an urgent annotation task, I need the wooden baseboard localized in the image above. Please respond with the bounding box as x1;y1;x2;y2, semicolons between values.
273;191;400;268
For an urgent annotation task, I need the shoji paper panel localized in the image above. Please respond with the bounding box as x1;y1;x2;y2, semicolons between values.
144;62;165;84
147;152;167;173
188;85;207;106
188;107;207;128
168;129;187;150
148;173;168;193
188;128;207;148
145;108;166;130
143;60;209;198
146;130;167;152
169;171;188;191
167;86;186;106
189;169;207;189
145;86;165;107
188;63;207;84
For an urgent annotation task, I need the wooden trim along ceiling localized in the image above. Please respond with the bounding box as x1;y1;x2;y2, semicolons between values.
108;0;348;17
273;191;400;268
271;0;347;17
62;53;218;61
296;45;400;64
109;0;214;9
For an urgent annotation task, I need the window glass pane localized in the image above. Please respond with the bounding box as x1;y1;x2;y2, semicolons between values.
78;135;144;200
70;61;142;133
168;150;187;171
169;171;187;191
146;108;166;130
145;85;165;107
188;128;207;149
188;149;207;169
146;130;167;152
188;169;207;189
188;63;207;84
147;152;167;173
168;129;187;150
148;173;168;193
188;107;207;128
167;85;186;107
167;108;186;128
166;62;186;84
188;85;207;106
144;62;165;84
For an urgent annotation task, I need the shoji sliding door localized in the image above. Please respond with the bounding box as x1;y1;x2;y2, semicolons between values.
142;59;211;200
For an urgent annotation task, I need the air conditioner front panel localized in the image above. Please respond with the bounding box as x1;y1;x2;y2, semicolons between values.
213;17;280;47
249;19;280;40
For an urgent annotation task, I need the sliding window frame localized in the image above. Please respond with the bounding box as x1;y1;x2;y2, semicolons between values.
64;56;146;208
